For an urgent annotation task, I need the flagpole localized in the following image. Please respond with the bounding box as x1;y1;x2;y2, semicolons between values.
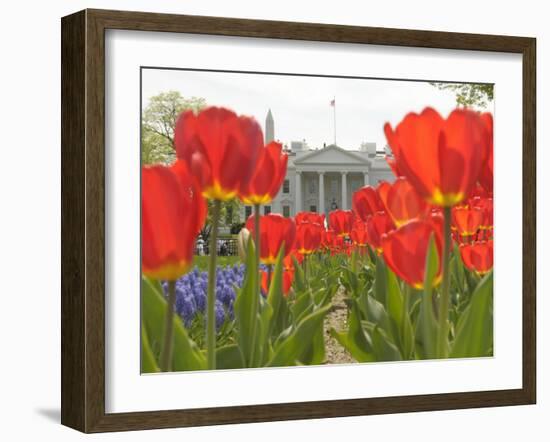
333;96;337;146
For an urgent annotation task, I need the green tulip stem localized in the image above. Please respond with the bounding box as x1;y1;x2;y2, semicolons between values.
267;264;272;293
248;203;262;366
254;204;261;299
437;206;452;359
402;284;410;359
206;199;221;370
160;280;176;372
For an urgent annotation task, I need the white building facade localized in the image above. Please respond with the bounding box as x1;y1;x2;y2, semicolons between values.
241;110;395;220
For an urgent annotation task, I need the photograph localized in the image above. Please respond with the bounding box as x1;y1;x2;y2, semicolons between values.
0;0;541;437
140;67;494;373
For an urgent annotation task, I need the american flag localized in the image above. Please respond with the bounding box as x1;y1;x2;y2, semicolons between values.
330;98;335;107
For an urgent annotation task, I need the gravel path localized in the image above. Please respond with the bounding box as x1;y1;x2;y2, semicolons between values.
324;288;356;365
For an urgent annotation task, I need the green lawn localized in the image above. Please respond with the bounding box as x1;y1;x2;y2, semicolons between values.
193;255;241;271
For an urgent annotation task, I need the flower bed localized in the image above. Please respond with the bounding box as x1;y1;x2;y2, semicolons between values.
141;105;494;373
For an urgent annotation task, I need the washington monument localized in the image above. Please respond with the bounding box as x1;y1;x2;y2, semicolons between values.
265;109;274;144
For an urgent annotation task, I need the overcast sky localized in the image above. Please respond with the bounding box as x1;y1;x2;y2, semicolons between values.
142;68;493;151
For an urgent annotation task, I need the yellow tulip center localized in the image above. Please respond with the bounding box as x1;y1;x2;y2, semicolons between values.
203;181;237;201
143;260;191;281
242;193;273;205
430;188;465;207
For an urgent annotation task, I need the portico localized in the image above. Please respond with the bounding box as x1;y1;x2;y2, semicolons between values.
241;143;394;222
289;144;385;217
295;170;368;214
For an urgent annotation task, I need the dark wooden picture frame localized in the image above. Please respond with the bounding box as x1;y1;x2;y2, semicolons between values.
61;8;536;433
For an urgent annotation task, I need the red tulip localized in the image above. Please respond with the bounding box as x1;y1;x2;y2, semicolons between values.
429;211;445;235
352;186;385;222
295;222;323;255
295;211;325;226
381;218;444;289
343;243;354;257
329;209;354;236
430;206;443;217
377;181;392;211
329;235;346;255
175;107;263;201
321;228;345;254
478;113;494;194
283;254;294;271
483;225;493;242
451;230;460;244
460;240;493;275
245;214;296;265
261;268;294;296
468;182;490;201
385;155;404;177
240;141;288;204
283;250;304;269
366;212;395;253
452;206;483;237
384;177;428;226
470;197;494;229
142;161;206;281
350;221;370;246
283;270;294;294
384;107;491;207
321;229;336;250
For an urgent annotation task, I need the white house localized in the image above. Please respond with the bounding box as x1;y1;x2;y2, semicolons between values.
241;109;395;220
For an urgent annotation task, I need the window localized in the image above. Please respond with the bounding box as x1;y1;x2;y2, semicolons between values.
309;205;317;213
245;206;252;219
283;205;290;217
264;205;271;215
283;179;290;193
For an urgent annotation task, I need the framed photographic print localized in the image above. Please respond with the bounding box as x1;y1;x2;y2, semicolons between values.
61;9;536;433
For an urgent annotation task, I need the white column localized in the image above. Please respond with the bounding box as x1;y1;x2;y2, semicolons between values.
363;171;368;186
271;199;279;214
295;171;302;214
341;171;348;210
319;172;325;216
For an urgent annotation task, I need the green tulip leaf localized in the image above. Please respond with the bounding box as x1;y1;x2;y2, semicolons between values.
450;271;493;358
215;344;245;369
141;322;160;374
416;236;440;360
374;256;387;305
386;268;414;359
141;277;206;371
291;290;314;323
234;238;260;367
299;324;326;365
266;247;285;341
331;298;375;362
370;324;402;361
267;304;331;367
292;255;306;293
364;294;392;334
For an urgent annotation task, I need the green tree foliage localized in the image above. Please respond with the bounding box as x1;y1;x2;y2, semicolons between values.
141;91;206;165
200;199;243;242
430;82;494;109
141;125;175;165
